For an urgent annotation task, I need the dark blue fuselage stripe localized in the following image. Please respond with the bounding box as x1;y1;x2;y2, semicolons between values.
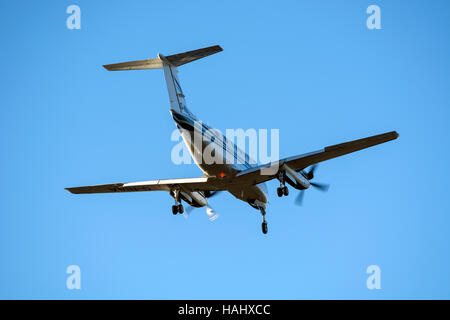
173;113;253;169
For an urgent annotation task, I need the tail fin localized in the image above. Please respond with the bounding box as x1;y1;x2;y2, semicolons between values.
103;45;222;71
103;45;223;119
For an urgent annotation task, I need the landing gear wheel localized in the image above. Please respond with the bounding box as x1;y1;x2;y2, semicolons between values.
262;221;268;234
172;205;178;215
277;187;283;197
177;204;184;214
259;207;268;234
282;186;289;196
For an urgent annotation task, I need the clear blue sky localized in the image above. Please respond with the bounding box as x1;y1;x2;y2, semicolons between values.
1;0;449;299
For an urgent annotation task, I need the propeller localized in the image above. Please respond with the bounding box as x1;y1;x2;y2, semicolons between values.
295;190;305;206
310;182;330;191
205;206;219;221
305;164;317;180
183;191;221;220
294;165;330;206
183;204;219;221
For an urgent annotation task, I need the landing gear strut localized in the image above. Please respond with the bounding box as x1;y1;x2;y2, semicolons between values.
260;207;268;234
171;188;184;215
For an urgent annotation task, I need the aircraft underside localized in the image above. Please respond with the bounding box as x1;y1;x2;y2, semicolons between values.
66;45;399;235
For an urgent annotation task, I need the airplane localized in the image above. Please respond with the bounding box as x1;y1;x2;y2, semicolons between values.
66;45;399;234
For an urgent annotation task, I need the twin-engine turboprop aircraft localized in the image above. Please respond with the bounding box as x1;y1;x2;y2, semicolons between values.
66;45;398;234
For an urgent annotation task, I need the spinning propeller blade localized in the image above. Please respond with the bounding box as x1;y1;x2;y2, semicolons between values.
294;165;330;206
183;191;221;220
310;182;330;192
295;190;305;206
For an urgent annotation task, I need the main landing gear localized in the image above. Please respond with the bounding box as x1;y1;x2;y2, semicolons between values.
276;186;289;197
171;188;184;215
276;172;289;197
172;204;184;215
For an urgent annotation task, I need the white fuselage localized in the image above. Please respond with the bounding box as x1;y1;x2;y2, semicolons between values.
162;63;268;209
171;108;268;209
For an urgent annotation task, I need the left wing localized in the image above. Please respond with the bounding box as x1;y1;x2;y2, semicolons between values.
278;130;399;172
230;131;399;187
66;177;226;194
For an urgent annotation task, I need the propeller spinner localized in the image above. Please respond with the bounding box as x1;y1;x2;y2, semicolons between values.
295;165;330;206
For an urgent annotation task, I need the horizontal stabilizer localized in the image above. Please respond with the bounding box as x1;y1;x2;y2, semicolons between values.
163;45;223;67
103;58;163;71
103;45;222;71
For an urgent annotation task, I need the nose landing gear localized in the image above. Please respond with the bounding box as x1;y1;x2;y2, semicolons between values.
260;207;268;234
262;220;268;234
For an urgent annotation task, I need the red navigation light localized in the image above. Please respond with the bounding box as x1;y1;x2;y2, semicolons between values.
219;172;226;178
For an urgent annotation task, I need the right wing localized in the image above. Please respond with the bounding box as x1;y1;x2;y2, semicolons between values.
66;177;226;194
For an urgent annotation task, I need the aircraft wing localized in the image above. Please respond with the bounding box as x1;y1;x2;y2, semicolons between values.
65;177;227;194
66;131;398;194
279;130;399;171
232;131;399;186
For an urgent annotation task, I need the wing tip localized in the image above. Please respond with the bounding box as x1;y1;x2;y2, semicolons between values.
103;64;114;71
213;44;223;52
65;187;80;194
386;130;399;141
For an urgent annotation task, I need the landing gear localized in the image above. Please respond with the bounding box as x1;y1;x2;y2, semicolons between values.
277;187;283;197
171;203;184;215
276;172;289;197
277;186;289;197
171;188;184;215
262;221;268;234
260;207;268;235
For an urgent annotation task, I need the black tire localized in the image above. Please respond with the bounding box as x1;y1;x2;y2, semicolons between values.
177;204;184;214
283;186;289;196
277;187;283;197
262;221;268;234
172;205;178;215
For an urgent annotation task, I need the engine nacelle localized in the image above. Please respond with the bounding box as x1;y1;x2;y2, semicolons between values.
281;164;311;190
180;190;208;208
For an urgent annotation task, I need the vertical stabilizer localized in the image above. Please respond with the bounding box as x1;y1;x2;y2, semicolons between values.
103;45;223;119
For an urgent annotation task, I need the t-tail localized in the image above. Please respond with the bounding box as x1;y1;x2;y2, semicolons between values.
103;45;223;120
